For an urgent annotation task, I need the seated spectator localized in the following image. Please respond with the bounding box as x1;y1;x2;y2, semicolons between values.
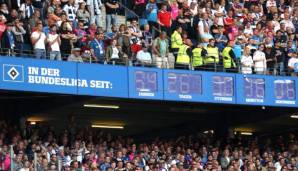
76;2;90;27
67;47;83;62
287;51;298;76
136;44;152;66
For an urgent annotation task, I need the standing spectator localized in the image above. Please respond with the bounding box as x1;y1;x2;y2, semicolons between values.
86;0;102;27
29;10;41;30
253;44;267;74
146;0;158;36
129;19;142;45
0;3;9;21
274;42;286;75
31;22;46;59
47;25;61;60
214;26;228;52
133;0;146;18
19;0;35;20
241;45;254;74
157;3;171;35
60;21;77;58
152;31;169;68
264;45;277;75
74;21;87;47
90;31;105;63
77;2;91;27
67;48;83;62
105;39;123;65
105;0;119;32
12;19;26;56
1;22;15;56
63;0;77;21
288;52;298;76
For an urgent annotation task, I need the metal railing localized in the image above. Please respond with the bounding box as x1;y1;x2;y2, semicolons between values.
0;48;295;76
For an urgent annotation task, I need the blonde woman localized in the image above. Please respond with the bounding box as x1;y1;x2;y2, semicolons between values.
241;46;254;74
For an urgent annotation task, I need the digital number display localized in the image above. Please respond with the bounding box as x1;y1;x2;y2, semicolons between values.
135;71;157;92
168;73;202;94
274;80;295;100
212;76;233;97
244;78;265;99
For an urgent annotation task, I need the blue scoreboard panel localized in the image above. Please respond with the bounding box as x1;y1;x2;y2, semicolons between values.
128;67;163;99
163;70;204;102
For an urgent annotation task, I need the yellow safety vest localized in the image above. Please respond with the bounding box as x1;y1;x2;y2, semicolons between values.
192;48;203;67
176;44;190;65
204;47;219;64
171;31;183;49
222;47;236;69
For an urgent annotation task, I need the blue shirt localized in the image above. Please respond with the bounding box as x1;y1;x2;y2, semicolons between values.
146;3;158;22
233;44;242;59
7;31;14;49
90;39;105;60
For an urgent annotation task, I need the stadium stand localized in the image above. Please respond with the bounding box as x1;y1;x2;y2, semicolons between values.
0;0;297;75
0;121;297;171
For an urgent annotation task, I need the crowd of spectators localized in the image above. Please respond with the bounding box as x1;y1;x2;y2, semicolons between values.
0;0;297;75
0;120;297;171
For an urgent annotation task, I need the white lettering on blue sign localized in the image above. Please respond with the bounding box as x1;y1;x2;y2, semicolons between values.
275;100;295;105
179;94;192;99
138;92;155;97
245;98;264;103
214;97;233;102
27;67;112;89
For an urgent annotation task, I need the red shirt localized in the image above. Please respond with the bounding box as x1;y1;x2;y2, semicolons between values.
158;10;171;27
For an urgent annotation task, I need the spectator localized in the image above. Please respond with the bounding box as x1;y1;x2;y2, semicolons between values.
288;51;298;76
67;47;83;62
136;44;152;66
152;31;169;68
86;0;102;27
90;31;105;63
241;45;254;74
60;21;77;58
19;0;35;20
253;44;267;74
146;0;158;36
105;0;119;32
47;25;61;60
77;2;91;27
105;39;123;65
30;22;46;59
12;19;26;56
63;0;77;21
157;3;172;35
1;22;15;56
264;45;277;75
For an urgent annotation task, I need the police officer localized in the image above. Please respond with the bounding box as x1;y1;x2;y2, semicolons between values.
204;39;220;71
175;39;193;69
171;26;183;61
192;43;207;70
222;40;237;72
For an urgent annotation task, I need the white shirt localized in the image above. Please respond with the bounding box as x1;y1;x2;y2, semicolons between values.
47;33;60;51
19;3;35;19
31;31;46;50
198;20;209;36
241;55;254;74
253;50;267;72
280;19;295;31
111;47;119;59
63;4;77;21
136;50;152;63
288;57;298;69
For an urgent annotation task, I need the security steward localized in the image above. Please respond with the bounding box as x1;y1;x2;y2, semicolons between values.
175;39;193;69
222;40;237;72
192;43;207;70
204;39;220;71
171;26;183;61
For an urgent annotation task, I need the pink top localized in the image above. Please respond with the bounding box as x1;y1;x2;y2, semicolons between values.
170;4;179;20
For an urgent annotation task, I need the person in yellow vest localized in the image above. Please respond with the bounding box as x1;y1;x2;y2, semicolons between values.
192;43;207;70
171;26;183;61
204;39;220;71
222;40;237;72
175;39;193;69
